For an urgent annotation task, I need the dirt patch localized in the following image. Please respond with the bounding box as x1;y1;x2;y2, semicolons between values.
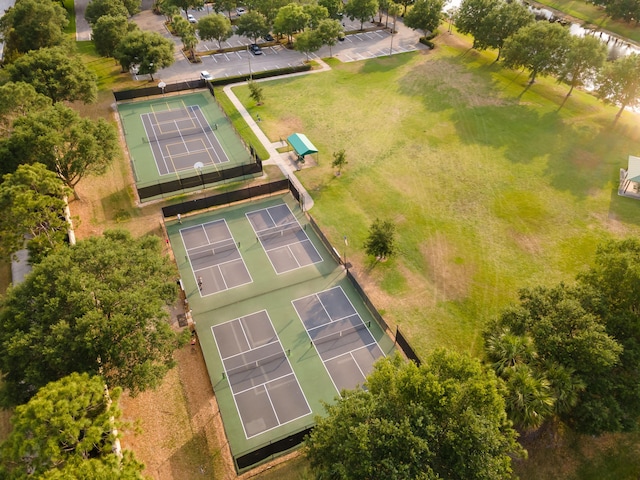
273;115;303;140
119;337;235;480
570;149;601;170
511;231;543;256
421;233;473;302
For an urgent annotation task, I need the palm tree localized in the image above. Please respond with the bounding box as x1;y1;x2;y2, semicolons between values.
485;327;536;376
504;364;554;431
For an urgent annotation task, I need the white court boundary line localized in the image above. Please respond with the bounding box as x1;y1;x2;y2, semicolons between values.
211;310;312;439
292;286;386;396
179;219;252;296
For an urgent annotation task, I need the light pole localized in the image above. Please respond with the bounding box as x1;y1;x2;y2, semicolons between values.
343;236;349;270
247;45;252;80
194;161;205;192
389;8;398;56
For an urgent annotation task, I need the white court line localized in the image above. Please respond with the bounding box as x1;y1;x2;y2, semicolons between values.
141;113;170;176
190;105;228;163
322;340;378;364
211;311;312;438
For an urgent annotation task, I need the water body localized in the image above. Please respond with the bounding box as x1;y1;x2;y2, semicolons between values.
445;0;640;59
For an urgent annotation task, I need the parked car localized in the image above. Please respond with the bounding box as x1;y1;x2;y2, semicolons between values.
263;33;274;42
187;14;197;23
200;71;213;81
249;43;263;55
236;7;246;15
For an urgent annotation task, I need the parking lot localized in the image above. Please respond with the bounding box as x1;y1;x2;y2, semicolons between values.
126;6;424;83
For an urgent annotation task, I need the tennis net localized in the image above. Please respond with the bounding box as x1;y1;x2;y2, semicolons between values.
225;351;286;378
258;223;302;242
212;239;237;255
145;124;214;143
313;322;368;346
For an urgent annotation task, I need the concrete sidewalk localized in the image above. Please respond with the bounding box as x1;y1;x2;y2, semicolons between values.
222;59;332;211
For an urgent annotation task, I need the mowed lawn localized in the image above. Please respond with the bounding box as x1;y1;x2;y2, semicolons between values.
232;38;640;359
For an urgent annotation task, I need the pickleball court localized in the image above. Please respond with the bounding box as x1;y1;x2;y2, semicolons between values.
180;219;252;295
212;310;312;438
292;286;385;392
246;204;322;274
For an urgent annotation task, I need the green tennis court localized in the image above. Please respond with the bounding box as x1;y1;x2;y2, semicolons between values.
165;193;396;471
117;92;252;189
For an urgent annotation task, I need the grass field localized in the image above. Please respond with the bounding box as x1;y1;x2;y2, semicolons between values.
231;39;640;359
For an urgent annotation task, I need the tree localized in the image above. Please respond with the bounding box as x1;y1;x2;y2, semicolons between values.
319;0;343;19
114;30;176;79
487;2;534;61
575;238;640;432
331;149;348;175
596;53;640;126
197;13;233;49
0;163;70;263
0;373;145;479
456;0;533;61
344;0;379;30
235;11;270;43
156;0;180;21
455;0;496;49
92;15;138;58
0;0;69;61
557;35;607;110
364;218;396;260
303;4;329;29
0;82;51;137
295;30;323;60
121;0;142;16
0;230;185;407
172;15;198;60
484;327;536;376
273;3;310;44
501;21;572;93
306;352;524;479
605;0;640;23
403;0;443;36
484;282;624;434
85;0;130;25
316;18;343;57
503;364;554;431
0;104;118;198
248;80;264;105
396;0;414;16
163;0;205;16
255;0;289;24
7;47;97;104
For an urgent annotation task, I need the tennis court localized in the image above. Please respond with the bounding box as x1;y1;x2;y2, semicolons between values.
212;310;312;438
141;104;229;176
246;204;322;274
180;219;252;295
292;286;385;393
118;92;254;200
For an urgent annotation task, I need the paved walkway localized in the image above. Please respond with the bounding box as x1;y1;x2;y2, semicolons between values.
222;59;333;211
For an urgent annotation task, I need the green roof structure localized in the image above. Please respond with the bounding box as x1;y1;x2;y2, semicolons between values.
287;133;318;158
628;155;640;182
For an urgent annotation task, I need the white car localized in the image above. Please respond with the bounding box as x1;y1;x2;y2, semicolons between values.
200;71;213;81
187;14;197;23
236;7;246;15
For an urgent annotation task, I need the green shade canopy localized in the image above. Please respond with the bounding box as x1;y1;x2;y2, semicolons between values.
628;155;640;182
287;133;318;157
